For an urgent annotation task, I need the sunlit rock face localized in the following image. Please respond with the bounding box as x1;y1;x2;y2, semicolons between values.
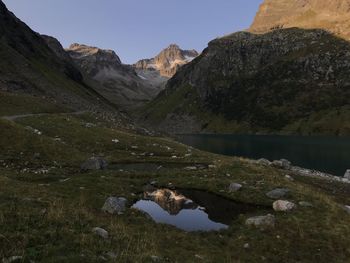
144;189;197;215
250;0;350;40
134;44;199;78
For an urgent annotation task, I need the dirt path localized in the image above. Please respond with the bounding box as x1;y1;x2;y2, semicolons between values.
1;111;88;121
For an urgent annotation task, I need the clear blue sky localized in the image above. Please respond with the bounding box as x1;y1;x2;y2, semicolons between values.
3;0;263;64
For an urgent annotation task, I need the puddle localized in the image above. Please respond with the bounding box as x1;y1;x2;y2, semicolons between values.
132;188;265;232
109;163;207;172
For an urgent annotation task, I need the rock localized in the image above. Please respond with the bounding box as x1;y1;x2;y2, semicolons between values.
266;188;290;199
92;227;109;239
285;175;294;181
344;170;350;180
272;159;291;169
228;183;242;192
273;200;296;212
102;197;127;214
150;255;161;262
299;201;313;207
184;166;197;171
256;158;271;166
246;214;275;228
344;205;350;214
243;243;250;249
2;256;23;263
81;157;108;171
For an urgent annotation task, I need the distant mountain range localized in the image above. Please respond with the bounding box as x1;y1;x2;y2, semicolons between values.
143;0;350;135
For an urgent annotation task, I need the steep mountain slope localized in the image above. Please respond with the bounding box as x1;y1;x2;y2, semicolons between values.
143;28;350;135
66;44;161;109
250;0;350;40
134;44;198;86
0;1;113;112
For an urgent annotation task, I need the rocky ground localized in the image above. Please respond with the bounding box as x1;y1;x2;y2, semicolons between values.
0;94;349;262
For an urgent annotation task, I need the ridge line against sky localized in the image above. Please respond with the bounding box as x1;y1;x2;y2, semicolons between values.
3;0;263;64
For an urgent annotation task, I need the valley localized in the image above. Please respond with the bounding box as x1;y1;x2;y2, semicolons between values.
0;0;350;262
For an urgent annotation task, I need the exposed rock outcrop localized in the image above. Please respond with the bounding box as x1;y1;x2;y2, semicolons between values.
250;0;350;40
134;44;198;78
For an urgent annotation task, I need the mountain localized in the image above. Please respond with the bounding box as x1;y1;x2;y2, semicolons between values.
0;1;115;112
250;0;350;39
143;28;350;135
66;44;161;110
134;44;198;86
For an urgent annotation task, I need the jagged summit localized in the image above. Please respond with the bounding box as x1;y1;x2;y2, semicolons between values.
249;0;350;39
134;44;199;78
67;43;122;66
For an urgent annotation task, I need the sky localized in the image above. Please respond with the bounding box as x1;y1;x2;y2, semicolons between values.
3;0;263;64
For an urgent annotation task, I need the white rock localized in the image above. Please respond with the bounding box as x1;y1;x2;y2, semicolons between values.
344;170;350;180
228;183;242;192
2;256;23;263
92;227;109;239
344;205;350;214
273;200;296;212
246;214;275;228
285;175;294;181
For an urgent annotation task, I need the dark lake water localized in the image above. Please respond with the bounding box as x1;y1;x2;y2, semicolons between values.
177;134;350;177
132;188;266;232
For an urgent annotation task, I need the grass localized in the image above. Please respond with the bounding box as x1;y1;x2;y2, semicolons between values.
0;112;350;262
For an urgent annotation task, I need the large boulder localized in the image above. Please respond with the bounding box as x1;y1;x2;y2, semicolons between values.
266;188;290;199
246;214;275;228
81;157;108;171
273;200;296;212
344;170;350;180
102;197;127;214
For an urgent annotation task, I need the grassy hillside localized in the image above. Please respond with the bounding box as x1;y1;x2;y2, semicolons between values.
0;109;349;262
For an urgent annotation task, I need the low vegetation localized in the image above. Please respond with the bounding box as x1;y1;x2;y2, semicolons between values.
0;104;349;262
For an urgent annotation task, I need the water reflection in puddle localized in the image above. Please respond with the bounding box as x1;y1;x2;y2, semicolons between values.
132;188;263;232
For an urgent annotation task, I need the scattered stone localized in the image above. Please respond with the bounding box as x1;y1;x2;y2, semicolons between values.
272;159;291;169
112;139;119;143
246;214;275;228
92;227;109;239
81;157;108;171
102;197;127;214
228;183;242;192
2;256;23;263
344;205;350;214
344;170;350;180
256;158;271;166
285;175;294;181
273;200;296;212
243;243;250;249
59;178;70;183
184;166;197;171
299;201;313;207
266;188;290;199
150;255;160;262
105;252;118;259
208;164;216;169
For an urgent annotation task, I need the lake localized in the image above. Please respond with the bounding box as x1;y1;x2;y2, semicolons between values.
176;134;350;177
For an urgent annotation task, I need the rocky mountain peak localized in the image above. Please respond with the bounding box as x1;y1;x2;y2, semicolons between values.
250;0;350;39
67;43;122;65
134;44;199;78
